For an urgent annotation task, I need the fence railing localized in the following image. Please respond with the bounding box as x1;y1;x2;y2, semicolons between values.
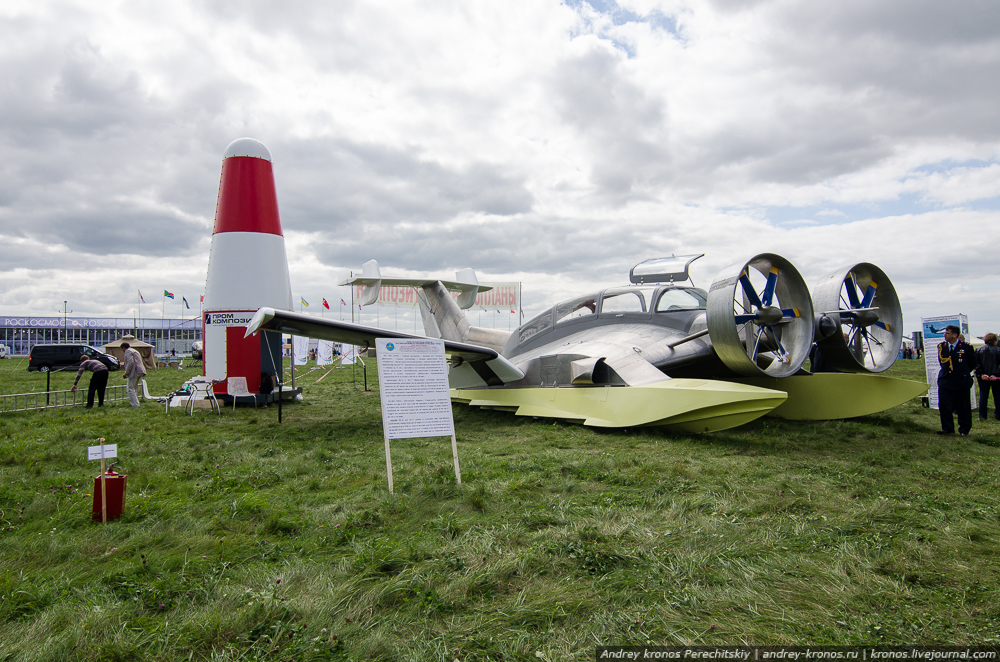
1;384;129;413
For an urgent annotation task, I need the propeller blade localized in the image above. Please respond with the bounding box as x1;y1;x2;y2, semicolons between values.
734;314;758;324
844;274;862;309
861;281;878;308
875;321;891;331
761;266;779;306
739;271;763;309
780;308;800;318
750;328;764;363
766;326;791;364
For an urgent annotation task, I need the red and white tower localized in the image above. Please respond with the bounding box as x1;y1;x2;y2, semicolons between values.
203;138;293;395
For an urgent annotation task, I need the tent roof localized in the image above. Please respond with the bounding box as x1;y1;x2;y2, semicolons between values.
103;334;154;349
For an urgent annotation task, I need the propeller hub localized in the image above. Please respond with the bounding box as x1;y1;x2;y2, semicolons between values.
755;306;784;326
853;309;880;327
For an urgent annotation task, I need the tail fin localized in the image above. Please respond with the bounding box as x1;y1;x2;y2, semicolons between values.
357;260;381;305
340;261;513;352
417;281;471;341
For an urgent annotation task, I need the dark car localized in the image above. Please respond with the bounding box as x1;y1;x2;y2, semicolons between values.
27;344;121;373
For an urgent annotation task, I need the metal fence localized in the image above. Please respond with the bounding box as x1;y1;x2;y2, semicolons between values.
0;384;129;413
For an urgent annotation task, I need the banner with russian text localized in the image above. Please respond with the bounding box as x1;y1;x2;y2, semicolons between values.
354;282;519;311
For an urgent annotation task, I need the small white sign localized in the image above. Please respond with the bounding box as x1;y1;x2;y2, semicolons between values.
87;444;118;461
376;339;455;440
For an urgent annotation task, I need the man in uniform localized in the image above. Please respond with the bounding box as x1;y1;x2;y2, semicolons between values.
71;354;109;408
937;325;976;436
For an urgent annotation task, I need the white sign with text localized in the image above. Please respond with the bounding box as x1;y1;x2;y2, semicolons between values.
375;338;460;493
376;338;455;439
87;444;118;461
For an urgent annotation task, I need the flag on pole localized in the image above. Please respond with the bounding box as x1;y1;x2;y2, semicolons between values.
138;290;146;303
164;290;175;299
341;298;347;306
200;295;204;303
182;297;190;309
301;297;309;307
322;298;330;310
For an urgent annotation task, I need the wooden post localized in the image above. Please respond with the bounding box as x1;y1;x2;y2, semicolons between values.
99;437;107;524
384;436;394;494
451;434;462;485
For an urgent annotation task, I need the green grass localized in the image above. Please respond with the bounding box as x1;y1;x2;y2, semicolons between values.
1;357;999;660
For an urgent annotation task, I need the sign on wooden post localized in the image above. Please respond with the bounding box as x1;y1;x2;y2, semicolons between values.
375;338;459;494
86;438;117;523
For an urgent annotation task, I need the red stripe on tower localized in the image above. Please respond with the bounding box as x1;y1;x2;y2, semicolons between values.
212;140;283;235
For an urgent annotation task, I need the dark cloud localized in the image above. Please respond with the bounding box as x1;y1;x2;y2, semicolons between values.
276;137;534;233
312;208;674;282
760;1;1000;145
0;26;251;259
548;45;671;199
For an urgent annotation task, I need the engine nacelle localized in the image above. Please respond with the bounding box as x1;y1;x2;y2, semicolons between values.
811;263;902;373
707;253;815;377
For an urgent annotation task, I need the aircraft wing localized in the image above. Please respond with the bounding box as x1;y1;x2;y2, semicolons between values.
245;307;524;385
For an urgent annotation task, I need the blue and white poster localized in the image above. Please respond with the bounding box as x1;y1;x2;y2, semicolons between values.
921;314;974;410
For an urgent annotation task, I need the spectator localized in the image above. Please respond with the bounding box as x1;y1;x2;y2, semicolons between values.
71;354;109;408
976;332;1000;421
121;342;146;408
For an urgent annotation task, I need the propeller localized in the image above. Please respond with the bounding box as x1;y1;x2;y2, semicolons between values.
811;263;903;373
707;254;814;378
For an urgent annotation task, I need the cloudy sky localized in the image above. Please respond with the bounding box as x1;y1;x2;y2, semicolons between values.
1;0;997;337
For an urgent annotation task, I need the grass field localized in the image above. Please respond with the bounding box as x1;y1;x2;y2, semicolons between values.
1;356;999;661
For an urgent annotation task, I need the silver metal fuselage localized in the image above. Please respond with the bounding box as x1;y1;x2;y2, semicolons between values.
493;285;716;388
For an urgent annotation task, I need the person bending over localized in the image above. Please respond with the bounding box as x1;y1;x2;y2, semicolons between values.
71;355;109;408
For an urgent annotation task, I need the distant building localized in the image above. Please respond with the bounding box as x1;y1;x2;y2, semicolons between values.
0;316;201;356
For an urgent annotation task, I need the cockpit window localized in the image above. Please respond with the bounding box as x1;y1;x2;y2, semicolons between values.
600;288;654;314
518;310;553;344
555;295;598;324
655;287;708;312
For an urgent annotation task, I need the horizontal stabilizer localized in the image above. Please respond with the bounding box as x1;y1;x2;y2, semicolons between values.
339;260;492;310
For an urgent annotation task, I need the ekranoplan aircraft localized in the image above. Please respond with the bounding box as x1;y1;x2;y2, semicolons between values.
245;253;927;433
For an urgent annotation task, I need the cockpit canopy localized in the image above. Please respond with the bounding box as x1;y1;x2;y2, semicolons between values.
518;285;707;346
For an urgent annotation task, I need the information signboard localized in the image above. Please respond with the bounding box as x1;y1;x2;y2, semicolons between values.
921;314;975;410
375;338;459;493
